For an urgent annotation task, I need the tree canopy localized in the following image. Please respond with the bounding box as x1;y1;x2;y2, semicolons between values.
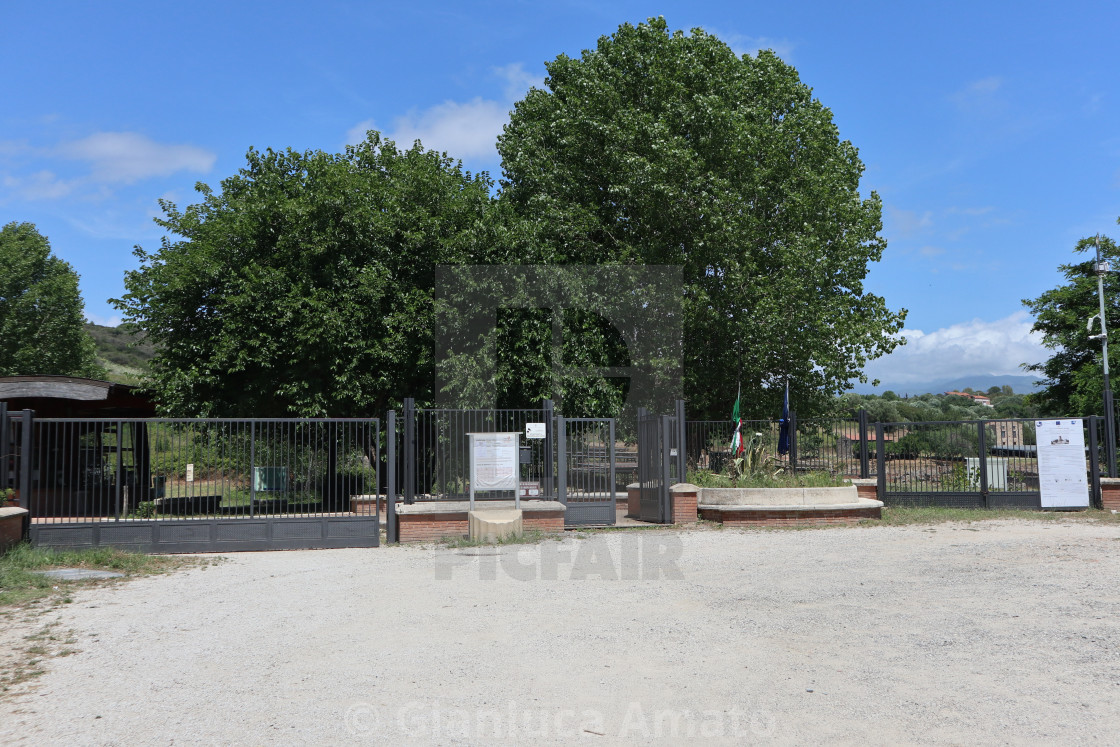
113;134;500;417
497;17;906;419
1023;226;1120;417
0;222;102;378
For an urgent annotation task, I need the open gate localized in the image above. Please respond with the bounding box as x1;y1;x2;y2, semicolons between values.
558;417;616;526
637;411;683;523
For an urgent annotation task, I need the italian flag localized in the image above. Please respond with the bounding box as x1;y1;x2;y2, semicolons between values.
730;386;744;456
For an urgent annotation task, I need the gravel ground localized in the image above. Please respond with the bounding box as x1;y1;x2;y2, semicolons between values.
2;519;1119;745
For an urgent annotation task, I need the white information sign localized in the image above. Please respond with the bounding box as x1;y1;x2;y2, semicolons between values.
185;463;195;483
1035;419;1089;508
525;423;546;440
468;432;520;510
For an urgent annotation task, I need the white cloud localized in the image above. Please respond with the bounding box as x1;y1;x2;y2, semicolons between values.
387;98;509;159
862;312;1046;385
703;28;795;60
493;62;542;101
950;76;1006;115
2;170;78;200
346;119;379;146
85;312;123;327
885;206;933;239
55;132;216;184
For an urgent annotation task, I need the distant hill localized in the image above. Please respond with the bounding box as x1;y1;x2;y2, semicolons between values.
85;323;154;385
850;373;1042;397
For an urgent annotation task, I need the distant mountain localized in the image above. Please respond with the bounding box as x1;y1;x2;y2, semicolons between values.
85;323;154;385
849;373;1042;397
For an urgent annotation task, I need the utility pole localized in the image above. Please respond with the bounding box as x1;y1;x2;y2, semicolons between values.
1090;235;1117;476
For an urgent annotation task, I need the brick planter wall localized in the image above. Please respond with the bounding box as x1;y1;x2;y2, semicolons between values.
1101;478;1120;511
698;505;881;527
397;505;566;543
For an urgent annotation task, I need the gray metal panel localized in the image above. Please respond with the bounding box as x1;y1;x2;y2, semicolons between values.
30;517;379;552
327;518;379;537
160;524;211;543
99;525;153;544
273;521;323;539
31;525;97;546
564;504;615;525
215;521;269;541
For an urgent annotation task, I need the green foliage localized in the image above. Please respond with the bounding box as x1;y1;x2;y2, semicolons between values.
498;17;906;419
0;222;102;378
113;134;499;417
689;469;846;489
1022;226;1120;417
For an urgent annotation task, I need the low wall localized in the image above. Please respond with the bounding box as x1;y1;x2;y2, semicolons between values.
0;507;29;553
696;484;881;527
396;501;566;544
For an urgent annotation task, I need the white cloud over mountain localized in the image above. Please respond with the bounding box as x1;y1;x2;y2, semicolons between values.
862;312;1047;386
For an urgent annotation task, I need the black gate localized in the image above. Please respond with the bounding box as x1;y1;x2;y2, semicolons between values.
18;415;381;552
637;412;680;523
558;417;616;526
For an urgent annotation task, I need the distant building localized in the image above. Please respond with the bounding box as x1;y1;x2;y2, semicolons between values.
944;391;993;407
993;420;1024;447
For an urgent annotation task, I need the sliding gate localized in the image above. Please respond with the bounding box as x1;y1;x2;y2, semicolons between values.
19;415;382;552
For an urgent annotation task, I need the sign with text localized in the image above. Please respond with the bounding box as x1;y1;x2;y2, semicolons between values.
1036;419;1089;508
468;433;519;492
525;422;546;440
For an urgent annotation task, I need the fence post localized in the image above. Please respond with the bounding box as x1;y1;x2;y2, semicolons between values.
18;409;33;510
543;399;555;500
977;421;989;507
249;420;257;515
1;402;8;494
403;397;415;505
608;418;616;506
875;421;885;502
387;410;397;543
114;419;124;520
1107;389;1118;477
1089;416;1102;509
675;399;686;482
556;414;567;505
858;408;870;479
789;410;798;473
661;415;673;522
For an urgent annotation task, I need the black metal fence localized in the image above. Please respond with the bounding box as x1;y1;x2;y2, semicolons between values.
399;401;554;503
26;418;381;522
685;416;868;479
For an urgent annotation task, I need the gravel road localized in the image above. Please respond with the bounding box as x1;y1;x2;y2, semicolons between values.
2;519;1119;745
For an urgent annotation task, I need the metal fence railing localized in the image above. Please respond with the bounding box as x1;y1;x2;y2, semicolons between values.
400;403;555;503
27;418;381;523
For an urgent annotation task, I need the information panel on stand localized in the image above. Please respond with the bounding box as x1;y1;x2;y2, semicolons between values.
468;432;519;491
1035;419;1089;508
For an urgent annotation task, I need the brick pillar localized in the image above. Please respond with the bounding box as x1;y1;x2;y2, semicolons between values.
669;483;698;524
1101;477;1120;512
852;478;878;502
627;483;640;517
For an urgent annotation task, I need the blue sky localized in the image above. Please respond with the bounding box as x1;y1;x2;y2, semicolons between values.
2;1;1118;390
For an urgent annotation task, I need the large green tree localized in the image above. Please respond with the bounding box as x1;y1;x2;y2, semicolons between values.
0;222;101;378
497;18;906;418
113;134;501;417
1023;228;1120;417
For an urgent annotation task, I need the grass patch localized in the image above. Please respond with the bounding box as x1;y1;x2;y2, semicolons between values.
870;506;1120;527
688;469;848;489
0;542;212;609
